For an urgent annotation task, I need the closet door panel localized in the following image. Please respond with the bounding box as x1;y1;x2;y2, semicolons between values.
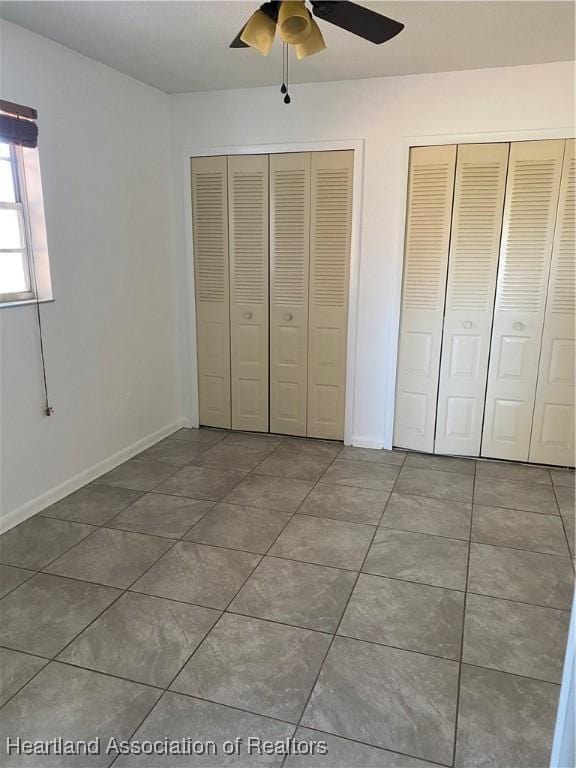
482;140;565;461
307;150;353;440
191;156;231;428
394;145;457;452
435;143;509;456
228;155;269;432
270;153;311;436
530;139;575;466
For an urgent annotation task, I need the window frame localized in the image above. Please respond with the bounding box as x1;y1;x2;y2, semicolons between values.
0;142;34;303
0;141;52;308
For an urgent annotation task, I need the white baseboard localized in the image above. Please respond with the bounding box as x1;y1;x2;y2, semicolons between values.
349;436;386;450
0;418;190;535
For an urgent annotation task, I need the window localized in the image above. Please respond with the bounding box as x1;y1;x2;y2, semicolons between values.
0;142;32;299
0;101;52;306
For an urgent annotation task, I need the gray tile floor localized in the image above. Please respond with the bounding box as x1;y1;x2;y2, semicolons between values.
0;428;574;767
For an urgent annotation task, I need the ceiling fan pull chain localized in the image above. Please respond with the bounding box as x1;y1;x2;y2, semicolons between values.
283;43;291;104
280;42;287;94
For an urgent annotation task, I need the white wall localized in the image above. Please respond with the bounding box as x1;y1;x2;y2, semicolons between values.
171;60;575;448
0;21;181;527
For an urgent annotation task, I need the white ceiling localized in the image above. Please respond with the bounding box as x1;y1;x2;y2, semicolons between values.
1;0;574;94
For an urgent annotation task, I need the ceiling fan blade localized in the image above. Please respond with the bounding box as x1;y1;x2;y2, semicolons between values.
311;1;404;44
230;27;249;48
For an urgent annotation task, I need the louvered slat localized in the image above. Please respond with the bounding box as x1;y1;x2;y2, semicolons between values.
497;158;562;313
228;154;269;432
310;168;351;308
448;158;509;312
191;156;231;428
307;150;353;440
394;144;457;453
403;159;456;311
550;152;575;314
194;171;228;302
230;170;267;305
272;168;308;306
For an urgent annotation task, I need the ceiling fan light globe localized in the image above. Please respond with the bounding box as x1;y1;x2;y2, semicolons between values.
240;9;276;55
295;15;326;58
278;0;312;44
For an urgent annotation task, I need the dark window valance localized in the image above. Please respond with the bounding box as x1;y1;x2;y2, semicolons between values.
0;100;38;148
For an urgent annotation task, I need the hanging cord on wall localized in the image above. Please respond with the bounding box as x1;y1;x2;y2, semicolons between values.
31;269;53;416
280;43;291;104
22;154;53;417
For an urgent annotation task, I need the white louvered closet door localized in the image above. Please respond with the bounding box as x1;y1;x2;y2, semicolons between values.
481;140;565;461
191;156;231;429
307;150;353;440
394;145;457;452
530;139;575;466
435;143;509;456
269;153;311;436
228;155;269;432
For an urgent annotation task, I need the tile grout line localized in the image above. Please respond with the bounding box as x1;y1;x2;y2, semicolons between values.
14;439;568;561
0;651;51;716
16;432;283;587
1;506;571;628
2;443;572;768
137;432;290;506
37;502;217;544
4;555;571;671
289;723;453;768
149;440;350;766
0;436;253;718
90;428;249;508
0;567;37;602
0;464;229;754
6;520;573;583
450;457;476;767
2;443;570;653
24;429;231;571
1;432;572;765
45;466;247;668
0;540;180;716
279;455;407;768
29;564;564;618
0;637;477;768
0;633;563;715
375;521;572;557
551;481;576;570
107;433;345;768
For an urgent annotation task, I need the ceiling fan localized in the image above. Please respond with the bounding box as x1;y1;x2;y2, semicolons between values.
230;1;404;102
231;1;404;56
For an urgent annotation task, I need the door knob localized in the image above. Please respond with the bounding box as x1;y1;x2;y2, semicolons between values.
513;321;525;331
463;321;473;329
283;313;293;321
243;312;252;320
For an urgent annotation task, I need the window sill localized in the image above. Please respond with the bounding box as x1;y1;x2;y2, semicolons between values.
0;297;54;309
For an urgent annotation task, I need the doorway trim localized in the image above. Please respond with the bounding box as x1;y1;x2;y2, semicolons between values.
180;138;365;445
